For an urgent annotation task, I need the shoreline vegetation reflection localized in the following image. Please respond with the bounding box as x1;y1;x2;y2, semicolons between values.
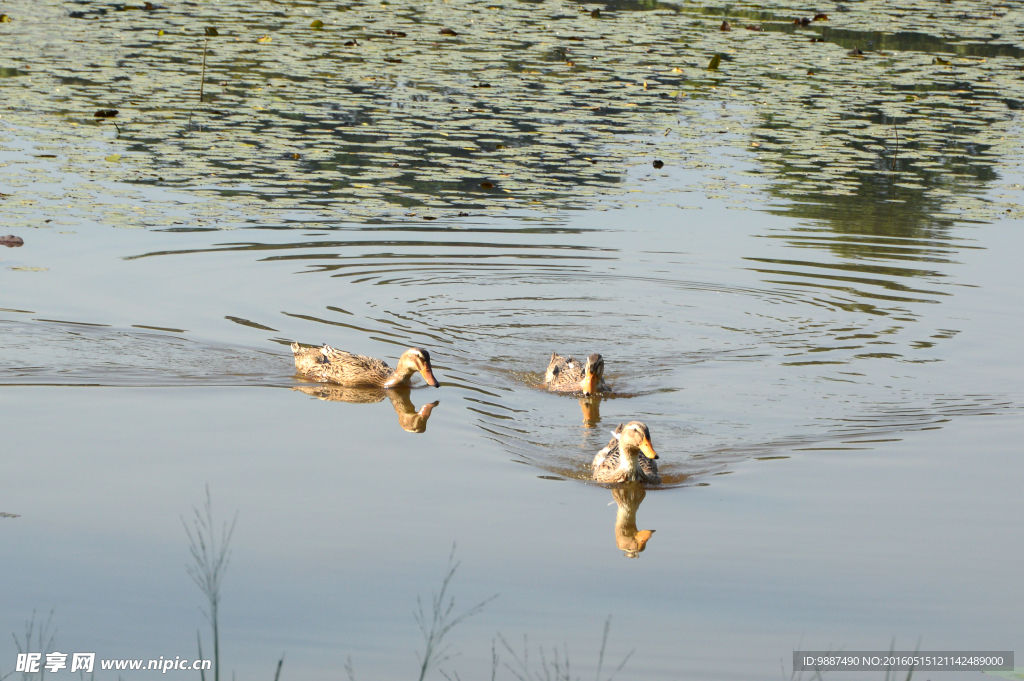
2;0;1024;227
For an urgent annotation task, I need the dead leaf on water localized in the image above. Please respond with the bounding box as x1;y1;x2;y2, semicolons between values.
257;34;271;42
707;54;721;70
934;57;951;65
439;27;458;36
204;27;219;37
813;13;829;21
480;181;494;189
10;267;47;272
310;20;324;29
94;109;118;118
105;154;121;162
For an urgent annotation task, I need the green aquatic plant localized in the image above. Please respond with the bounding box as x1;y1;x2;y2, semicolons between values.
3;0;1024;229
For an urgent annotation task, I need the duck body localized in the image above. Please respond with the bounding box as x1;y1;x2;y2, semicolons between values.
290;343;439;389
544;352;607;396
593;421;660;484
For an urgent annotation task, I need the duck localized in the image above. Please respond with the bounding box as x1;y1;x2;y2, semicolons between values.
544;352;607;396
592;421;660;484
290;343;440;388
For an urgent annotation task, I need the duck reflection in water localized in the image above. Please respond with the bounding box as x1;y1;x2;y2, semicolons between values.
579;396;602;428
292;384;439;433
612;484;655;558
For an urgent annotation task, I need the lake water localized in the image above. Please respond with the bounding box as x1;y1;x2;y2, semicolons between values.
2;1;1023;679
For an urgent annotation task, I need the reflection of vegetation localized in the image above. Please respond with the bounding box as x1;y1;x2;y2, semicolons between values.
4;0;1023;223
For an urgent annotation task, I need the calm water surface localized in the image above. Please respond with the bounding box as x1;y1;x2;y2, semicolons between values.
2;0;1023;679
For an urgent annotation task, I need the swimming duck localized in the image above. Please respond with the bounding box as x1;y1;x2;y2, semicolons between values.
592;421;660;484
290;343;439;388
544;352;607;396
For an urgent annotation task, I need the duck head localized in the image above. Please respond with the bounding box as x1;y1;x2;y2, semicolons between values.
397;347;440;387
614;421;658;460
580;353;604;396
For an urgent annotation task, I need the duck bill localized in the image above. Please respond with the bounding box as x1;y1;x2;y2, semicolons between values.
639;438;659;460
419;365;440;388
580;372;598;395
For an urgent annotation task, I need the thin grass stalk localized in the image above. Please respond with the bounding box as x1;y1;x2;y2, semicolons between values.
197;631;206;681
183;486;237;681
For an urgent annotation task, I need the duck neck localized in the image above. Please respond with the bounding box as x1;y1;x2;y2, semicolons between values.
383;362;415;388
618;446;642;481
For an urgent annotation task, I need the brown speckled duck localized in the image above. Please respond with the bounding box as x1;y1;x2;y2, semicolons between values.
290;343;439;388
592;421;660;484
544;352;607;396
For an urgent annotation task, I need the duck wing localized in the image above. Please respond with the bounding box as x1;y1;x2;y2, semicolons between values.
545;353;584;391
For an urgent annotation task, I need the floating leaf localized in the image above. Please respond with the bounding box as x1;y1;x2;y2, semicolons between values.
204;27;219;37
157;29;165;36
105;154;122;162
813;13;829;21
0;14;11;23
480;181;494;189
257;34;271;43
439;27;458;36
94;109;118;118
590;9;600;18
934;57;951;65
310;20;324;29
707;54;721;70
10;267;47;272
